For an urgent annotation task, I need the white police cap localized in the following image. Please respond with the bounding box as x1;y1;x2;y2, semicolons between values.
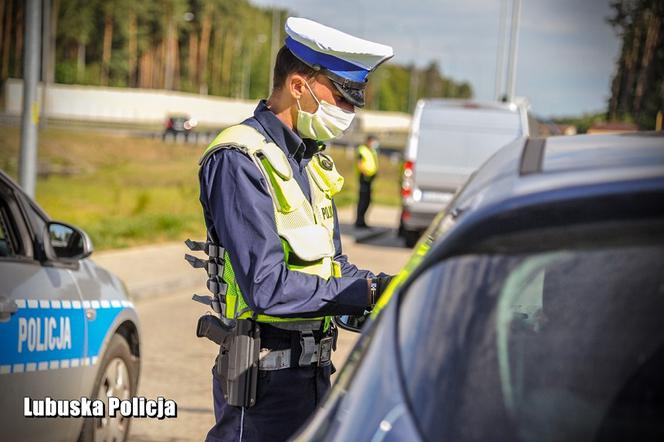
285;17;394;107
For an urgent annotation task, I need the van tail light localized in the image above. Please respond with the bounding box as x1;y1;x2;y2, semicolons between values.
401;160;414;198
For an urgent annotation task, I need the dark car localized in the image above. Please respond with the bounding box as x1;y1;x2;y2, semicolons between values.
294;133;664;442
163;113;197;141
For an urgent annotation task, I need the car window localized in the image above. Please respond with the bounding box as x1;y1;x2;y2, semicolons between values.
397;245;664;442
0;202;17;257
396;255;516;440
0;186;25;258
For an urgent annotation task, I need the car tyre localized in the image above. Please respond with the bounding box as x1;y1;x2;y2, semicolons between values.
404;229;420;248
79;334;139;442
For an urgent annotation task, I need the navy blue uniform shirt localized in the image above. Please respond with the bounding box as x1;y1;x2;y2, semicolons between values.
199;100;376;318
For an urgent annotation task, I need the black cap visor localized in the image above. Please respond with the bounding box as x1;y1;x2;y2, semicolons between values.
330;79;366;108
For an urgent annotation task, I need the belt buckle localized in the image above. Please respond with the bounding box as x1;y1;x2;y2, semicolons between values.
317;337;333;367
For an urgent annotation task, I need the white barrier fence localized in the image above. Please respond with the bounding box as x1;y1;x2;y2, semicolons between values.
3;79;257;127
3;79;411;148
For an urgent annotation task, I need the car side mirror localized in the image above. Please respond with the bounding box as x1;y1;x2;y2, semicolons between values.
43;221;94;262
333;313;370;333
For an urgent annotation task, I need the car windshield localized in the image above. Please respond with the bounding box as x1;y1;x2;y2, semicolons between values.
397;243;664;441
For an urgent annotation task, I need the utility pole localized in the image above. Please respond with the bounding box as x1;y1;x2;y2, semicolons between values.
19;0;42;197
494;0;508;101
505;0;522;102
268;9;280;94
40;0;50;129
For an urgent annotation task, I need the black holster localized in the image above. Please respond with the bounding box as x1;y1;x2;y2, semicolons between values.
216;319;260;408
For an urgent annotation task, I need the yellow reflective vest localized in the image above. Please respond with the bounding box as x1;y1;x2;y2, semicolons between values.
357;144;378;177
200;125;344;329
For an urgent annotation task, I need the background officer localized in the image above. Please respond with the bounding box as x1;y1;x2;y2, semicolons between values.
355;134;380;228
198;17;394;442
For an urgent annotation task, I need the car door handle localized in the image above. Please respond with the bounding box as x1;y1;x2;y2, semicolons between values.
0;297;18;321
0;297;18;313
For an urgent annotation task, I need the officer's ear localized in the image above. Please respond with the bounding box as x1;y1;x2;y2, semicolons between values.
287;74;307;101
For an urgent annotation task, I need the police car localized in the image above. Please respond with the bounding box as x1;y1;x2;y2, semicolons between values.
295;132;664;441
0;170;140;441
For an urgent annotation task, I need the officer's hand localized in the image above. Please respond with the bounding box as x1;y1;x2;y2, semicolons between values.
368;276;394;306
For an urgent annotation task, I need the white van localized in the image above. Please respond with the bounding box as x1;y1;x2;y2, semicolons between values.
399;99;535;246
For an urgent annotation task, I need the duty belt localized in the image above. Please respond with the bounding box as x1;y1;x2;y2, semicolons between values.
259;331;333;371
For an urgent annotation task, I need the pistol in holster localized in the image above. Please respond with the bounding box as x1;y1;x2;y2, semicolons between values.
216;319;260;408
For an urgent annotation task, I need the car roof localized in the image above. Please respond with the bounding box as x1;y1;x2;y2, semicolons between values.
542;132;664;173
419;99;522;113
452;132;664;215
411;131;664;264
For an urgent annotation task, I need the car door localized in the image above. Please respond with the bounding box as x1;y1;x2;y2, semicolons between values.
0;176;87;442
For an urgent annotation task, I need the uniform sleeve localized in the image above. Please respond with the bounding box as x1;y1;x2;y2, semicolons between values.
200;150;370;318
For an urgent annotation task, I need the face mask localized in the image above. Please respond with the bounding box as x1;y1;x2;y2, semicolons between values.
296;82;355;141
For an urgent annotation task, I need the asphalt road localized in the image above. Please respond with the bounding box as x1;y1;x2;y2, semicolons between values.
128;228;411;442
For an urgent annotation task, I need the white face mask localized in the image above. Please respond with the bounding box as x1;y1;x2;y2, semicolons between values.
296;82;355;141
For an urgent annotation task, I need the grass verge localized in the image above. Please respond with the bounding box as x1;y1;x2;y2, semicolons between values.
0;126;400;250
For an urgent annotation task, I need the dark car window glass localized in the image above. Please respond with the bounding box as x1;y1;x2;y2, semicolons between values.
0;187;24;258
397;245;664;442
0;203;16;257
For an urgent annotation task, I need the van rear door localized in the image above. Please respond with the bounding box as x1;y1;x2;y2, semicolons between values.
413;104;523;198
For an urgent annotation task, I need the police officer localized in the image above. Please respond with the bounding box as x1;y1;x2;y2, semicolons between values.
198;17;394;442
355;135;380;228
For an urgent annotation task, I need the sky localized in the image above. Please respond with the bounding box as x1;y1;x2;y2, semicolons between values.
251;0;622;118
